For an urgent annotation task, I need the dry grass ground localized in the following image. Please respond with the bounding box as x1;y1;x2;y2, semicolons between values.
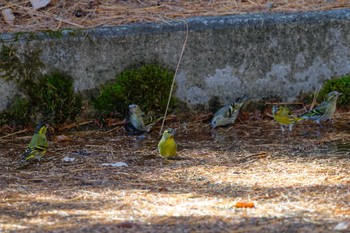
0;111;350;232
1;1;350;232
1;0;350;33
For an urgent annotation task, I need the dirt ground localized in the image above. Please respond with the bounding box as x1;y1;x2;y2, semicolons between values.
0;111;350;232
1;0;350;33
1;1;350;232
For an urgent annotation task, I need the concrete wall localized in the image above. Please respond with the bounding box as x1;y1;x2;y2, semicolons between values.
1;9;350;111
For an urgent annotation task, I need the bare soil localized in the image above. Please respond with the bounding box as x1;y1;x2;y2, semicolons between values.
1;1;350;232
1;111;350;232
1;0;350;33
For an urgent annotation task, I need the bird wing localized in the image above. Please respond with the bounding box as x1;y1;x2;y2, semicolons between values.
214;105;231;118
302;102;328;117
36;135;48;150
143;114;163;126
314;100;329;111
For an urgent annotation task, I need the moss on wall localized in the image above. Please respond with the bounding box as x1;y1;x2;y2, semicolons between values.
0;44;82;127
93;64;177;117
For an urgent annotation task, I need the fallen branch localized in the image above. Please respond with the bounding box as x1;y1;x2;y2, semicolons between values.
0;129;28;140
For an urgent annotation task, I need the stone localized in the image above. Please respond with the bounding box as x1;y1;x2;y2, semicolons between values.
2;8;15;25
30;0;51;10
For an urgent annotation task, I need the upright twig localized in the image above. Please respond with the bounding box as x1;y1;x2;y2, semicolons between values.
310;89;320;110
159;20;189;135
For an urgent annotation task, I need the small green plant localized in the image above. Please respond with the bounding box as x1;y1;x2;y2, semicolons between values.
318;75;350;106
38;71;82;125
93;64;176;116
92;81;126;116
0;96;32;126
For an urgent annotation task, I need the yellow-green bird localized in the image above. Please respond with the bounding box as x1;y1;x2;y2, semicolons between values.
300;91;342;124
211;95;247;128
158;128;177;159
20;123;48;163
272;105;301;132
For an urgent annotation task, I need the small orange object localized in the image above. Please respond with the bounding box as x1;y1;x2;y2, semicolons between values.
235;201;255;208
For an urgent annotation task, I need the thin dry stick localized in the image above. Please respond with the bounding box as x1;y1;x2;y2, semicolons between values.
310;89;320;110
265;102;304;105
159;20;189;135
0;129;28;139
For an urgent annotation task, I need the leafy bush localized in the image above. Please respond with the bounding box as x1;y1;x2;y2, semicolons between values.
38;71;82;125
318;75;350;106
0;96;32;126
0;71;82;127
93;64;176;115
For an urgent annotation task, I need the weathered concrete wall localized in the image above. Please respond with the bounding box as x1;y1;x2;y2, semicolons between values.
1;9;350;110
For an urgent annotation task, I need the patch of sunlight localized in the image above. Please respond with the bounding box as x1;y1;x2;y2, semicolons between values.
0;223;27;231
183;159;345;188
40;209;132;221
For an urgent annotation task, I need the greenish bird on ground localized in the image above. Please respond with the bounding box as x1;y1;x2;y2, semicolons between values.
272;105;302;132
20;123;48;163
158;128;177;159
211;95;247;128
300;91;342;124
125;104;161;135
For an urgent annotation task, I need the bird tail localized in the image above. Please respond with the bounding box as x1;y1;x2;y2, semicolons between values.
235;95;248;105
231;95;248;110
143;116;163;132
294;116;303;122
144;115;163;125
19;148;33;163
20;145;47;163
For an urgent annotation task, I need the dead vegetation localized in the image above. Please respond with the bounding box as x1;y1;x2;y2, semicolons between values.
1;0;350;33
0;111;350;232
1;1;350;232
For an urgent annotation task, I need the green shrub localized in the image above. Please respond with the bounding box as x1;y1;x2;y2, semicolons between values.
0;71;82;127
93;64;176;115
0;96;32;126
38;71;82;125
92;81;126;116
9;97;32;123
318;75;350;106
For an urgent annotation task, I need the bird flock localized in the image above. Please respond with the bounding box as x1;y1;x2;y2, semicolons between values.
19;91;342;163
